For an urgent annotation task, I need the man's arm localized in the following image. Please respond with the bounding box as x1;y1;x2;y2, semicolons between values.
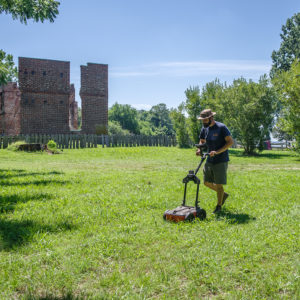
210;136;234;157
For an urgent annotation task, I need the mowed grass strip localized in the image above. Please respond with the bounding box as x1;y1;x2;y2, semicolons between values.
0;148;299;299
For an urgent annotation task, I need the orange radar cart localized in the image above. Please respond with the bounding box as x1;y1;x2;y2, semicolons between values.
163;144;208;222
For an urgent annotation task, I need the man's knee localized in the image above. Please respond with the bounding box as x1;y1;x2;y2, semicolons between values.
204;181;212;187
215;184;224;191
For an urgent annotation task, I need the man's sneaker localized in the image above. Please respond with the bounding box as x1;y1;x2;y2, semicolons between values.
222;192;229;205
213;205;222;214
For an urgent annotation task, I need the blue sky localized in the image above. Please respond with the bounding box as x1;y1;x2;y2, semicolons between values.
1;0;299;109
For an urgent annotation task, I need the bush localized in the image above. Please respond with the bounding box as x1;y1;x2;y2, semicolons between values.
47;140;57;149
47;140;62;154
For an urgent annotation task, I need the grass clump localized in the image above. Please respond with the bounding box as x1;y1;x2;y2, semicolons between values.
6;140;26;151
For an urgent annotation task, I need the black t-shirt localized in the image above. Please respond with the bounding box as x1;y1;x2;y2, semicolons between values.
199;121;231;164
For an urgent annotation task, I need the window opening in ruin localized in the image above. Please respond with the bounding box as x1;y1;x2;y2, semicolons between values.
31;99;35;104
43;71;46;76
60;73;63;78
31;70;35;75
24;70;28;75
60;100;64;104
44;100;47;104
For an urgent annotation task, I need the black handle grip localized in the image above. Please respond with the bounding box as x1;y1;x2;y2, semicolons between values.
195;143;207;149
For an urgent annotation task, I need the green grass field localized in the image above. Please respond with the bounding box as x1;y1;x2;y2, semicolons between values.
0;147;299;299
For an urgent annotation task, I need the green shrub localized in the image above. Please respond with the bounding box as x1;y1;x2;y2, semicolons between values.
47;140;57;150
47;140;62;154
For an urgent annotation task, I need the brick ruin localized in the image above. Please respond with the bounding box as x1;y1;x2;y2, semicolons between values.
0;57;108;135
0;82;21;135
80;63;108;134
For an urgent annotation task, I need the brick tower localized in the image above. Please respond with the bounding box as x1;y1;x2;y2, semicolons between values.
80;63;108;134
18;57;71;134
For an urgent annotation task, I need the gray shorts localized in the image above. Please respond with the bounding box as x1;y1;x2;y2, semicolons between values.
203;162;228;185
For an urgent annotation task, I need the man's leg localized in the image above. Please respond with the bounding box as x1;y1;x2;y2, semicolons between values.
204;181;217;191
215;184;224;206
203;163;228;210
204;181;224;206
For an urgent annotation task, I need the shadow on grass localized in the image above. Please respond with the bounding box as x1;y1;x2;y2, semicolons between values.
25;292;83;300
0;169;74;250
0;219;76;251
215;208;256;224
0;169;68;187
0;169;63;179
229;149;297;159
0;180;69;187
0;193;52;213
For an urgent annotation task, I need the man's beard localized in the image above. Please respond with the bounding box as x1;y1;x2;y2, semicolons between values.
203;119;211;128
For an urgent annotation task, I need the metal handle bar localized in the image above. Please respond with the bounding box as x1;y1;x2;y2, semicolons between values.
194;153;209;176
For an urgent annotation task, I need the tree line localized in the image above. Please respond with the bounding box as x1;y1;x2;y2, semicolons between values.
106;75;278;155
0;2;299;154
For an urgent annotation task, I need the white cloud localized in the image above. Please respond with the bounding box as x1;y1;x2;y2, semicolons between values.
110;71;159;77
110;60;271;78
131;104;152;110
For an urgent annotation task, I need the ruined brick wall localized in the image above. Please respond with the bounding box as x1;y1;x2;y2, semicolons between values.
0;82;21;135
80;63;108;134
18;57;71;134
0;58;106;135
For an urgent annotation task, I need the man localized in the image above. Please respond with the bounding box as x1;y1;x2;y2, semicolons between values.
196;109;234;213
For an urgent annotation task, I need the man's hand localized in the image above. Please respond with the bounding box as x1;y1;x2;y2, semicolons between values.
196;139;206;156
209;151;218;157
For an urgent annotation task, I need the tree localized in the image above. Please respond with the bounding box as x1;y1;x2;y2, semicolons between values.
223;76;278;155
185;80;226;144
186;80;227;142
270;13;300;77
0;0;60;24
109;103;140;134
272;60;300;151
108;120;131;136
0;0;60;85
136;110;153;135
185;86;201;143
199;79;226;123
135;105;175;136
170;103;190;148
272;123;294;142
149;103;174;136
0;50;17;86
